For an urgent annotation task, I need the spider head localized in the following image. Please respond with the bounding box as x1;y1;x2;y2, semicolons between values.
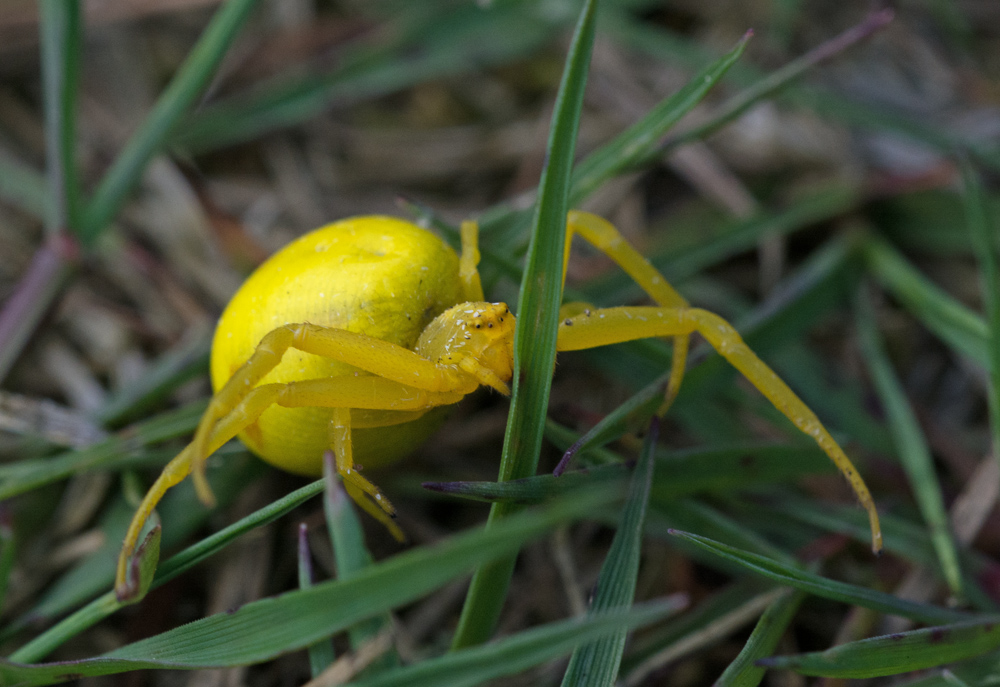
417;302;516;394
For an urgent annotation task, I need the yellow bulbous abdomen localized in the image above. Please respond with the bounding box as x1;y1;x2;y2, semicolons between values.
210;216;463;476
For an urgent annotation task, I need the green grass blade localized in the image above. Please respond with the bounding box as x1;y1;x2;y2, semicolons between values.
961;161;1000;458
78;0;261;244
0;402;205;500
608;8;1000;173
324;457;396;670
8;456;264;662
172;4;554;153
665;9;893;151
0;0;82;382
297;524;335;677
451;0;598;649
764;496;997;612
758;617;1000;678
427;442;835;504
560;419;658;686
567;31;751;204
893;651;1000;687
855;287;963;597
350;599;684;687
478;32;751;245
622;580;783;683
1;488;617;684
39;0;81;235
96;329;211;428
714;589;805;687
860;235;989;365
669;530;970;624
0;510;16;614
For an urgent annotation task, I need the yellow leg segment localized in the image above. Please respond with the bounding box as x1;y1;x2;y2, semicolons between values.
557;305;882;554
460;220;485;302
563;211;690;416
190;323;480;507
331;408;405;541
117;375;463;595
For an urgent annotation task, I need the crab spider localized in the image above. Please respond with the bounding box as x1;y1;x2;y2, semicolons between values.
115;211;881;598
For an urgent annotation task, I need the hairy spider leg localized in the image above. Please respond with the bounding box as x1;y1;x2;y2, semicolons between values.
562;211;690;415
557;305;883;554
116;373;467;594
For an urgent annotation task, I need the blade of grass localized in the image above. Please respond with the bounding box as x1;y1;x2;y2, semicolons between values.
348;599;685;687
567;31;750;206
324;454;396;671
78;0;261;244
0;1;83;383
0;507;15;613
0;402;206;500
669;530;970;624
96;328;212;428
3;487;618;683
7;455;265;661
892;651;1000;687
758;617;1000;678
171;3;555;153
855;286;963;597
298;524;335;677
662;9;894;152
0;236;78;383
764;496;997;612
650;499;795;566
484;6;891;251
961;161;1000;460
450;0;598;649
426;442;836;505
478;31;752;247
560;419;660;686
714;589;805;687
623;582;785;686
39;0;81;236
860;234;989;365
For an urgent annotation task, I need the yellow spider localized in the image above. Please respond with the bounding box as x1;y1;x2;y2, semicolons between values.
115;211;881;597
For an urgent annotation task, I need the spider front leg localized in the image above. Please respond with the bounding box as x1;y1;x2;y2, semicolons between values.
116;370;466;597
557;305;883;554
190;323;477;505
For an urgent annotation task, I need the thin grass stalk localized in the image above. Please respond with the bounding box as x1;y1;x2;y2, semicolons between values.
78;0;262;244
0;1;83;383
450;0;599;649
961;160;1000;463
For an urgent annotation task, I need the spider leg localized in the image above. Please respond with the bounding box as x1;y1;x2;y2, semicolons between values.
191;324;479;507
563;211;689;416
115;381;285;598
117;375;464;596
557;305;882;554
460;220;485;302
331;408;405;541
